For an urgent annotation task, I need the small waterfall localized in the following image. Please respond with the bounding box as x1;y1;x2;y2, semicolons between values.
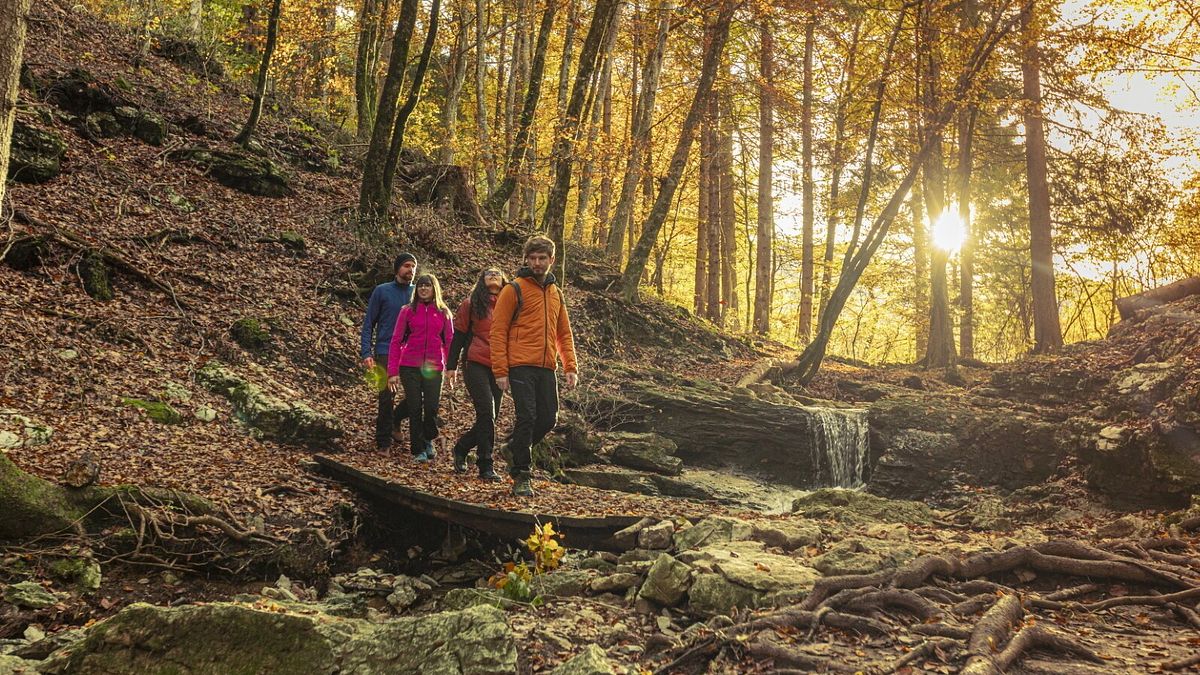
802;406;870;488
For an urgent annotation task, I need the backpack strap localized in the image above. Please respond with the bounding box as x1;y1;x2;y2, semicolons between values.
509;280;524;325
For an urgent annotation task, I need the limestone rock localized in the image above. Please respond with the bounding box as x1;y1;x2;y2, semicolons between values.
196;361;342;446
637;554;692;606
602;432;683;476
750;519;823;551
533;569;594;597
687;572;761;617
672;516;753;552
791;488;935;525
810;536;918;576
0;410;53;449
562;468;660;496
589;573;641;594
121;398;184;425
3;582;60;610
551;645;614;675
40;601;516;675
48;557;102;593
8;120;66;184
637;520;675;550
0;654;37;674
677;541;821;594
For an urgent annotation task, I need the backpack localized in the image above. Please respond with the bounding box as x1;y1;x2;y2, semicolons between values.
507;279;563;324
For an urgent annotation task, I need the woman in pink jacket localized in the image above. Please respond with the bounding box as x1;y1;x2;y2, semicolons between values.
387;274;454;462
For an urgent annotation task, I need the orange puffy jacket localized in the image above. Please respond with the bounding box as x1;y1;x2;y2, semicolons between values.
489;271;578;379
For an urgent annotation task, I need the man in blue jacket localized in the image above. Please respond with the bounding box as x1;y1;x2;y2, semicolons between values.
360;253;417;449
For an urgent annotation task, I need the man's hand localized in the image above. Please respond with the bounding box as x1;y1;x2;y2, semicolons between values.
388;376;401;394
446;370;458;388
565;372;579;388
497;376;510;392
362;356;376;370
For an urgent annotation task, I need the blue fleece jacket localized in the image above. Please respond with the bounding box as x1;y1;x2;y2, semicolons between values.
360;281;414;358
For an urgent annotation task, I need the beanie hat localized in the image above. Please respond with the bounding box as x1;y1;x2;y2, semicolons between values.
393;252;417;272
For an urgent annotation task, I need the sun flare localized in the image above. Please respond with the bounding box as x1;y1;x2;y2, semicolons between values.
932;209;966;253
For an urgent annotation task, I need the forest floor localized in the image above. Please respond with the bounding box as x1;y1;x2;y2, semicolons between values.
3;2;1200;673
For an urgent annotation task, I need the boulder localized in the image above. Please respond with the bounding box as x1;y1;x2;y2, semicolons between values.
171;147;293;197
40;601;516;675
637;520;675;550
8;120;67;184
562;468;660;496
602;432;683;476
48;557;102;593
677;541;821;594
551;645;614;675
687;572;762;617
636;554;691;606
867;394;1067;500
588;573;641;594
196;361;342;446
749;519;823;551
113;106;167;145
810;536;918;576
3;582;60;610
0;655;37;674
121;398;184;425
533;569;595;597
83;112;122;138
672;516;753;552
791;488;935;525
0;410;53;449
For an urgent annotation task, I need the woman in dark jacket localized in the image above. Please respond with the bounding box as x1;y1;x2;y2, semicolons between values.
447;268;508;480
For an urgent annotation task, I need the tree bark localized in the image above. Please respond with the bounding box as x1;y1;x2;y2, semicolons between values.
1022;1;1063;352
819;21;861;320
799;17;816;341
474;0;496;193
705;93;722;323
695;97;710;317
556;0;579;119
958;106;977;358
752;14;774;335
573;5;620;243
542;0;622;280
718;87;736;328
188;0;204;40
1115;276;1200;319
234;0;283;148
0;0;32;209
621;0;735;303
382;0;442;200
438;0;471;164
608;1;672;264
359;0;420;226
483;0;557;215
920;0;957;369
354;0;389;139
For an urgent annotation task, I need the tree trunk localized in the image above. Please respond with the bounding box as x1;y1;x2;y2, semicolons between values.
359;0;420;226
381;0;442;202
911;182;929;355
573;6;619;243
705;93;722;323
556;0;579;119
621;0;735;303
958;106;977;358
483;0;558;215
1115;276;1200;320
234;0;283;148
819;21;860;319
0;0;32;209
475;0;496;193
188;0;204;39
438;0;470;164
354;0;389;139
718;88;737;329
798;17;815;341
1022;1;1063;353
607;0;672;263
752;14;774;335
543;0;622;280
695;101;710;317
596;67;614;241
920;0;956;369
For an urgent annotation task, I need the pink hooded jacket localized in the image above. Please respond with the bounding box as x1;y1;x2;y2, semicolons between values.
386;301;454;376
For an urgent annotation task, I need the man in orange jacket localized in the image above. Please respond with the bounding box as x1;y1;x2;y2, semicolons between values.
490;236;580;497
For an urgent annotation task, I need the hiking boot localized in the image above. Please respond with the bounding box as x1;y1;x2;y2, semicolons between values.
453;452;468;474
424;440;436;459
511;475;533;497
414;448;432;463
478;468;501;482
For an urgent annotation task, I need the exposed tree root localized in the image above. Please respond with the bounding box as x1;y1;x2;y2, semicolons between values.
1163;651;1200;671
889;637;961;672
963;624;1103;675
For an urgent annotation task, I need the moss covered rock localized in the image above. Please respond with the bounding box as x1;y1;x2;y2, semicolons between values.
172;147;293;197
77;253;113;301
230;318;272;352
791;488;935;525
603;432;682;476
0;453;88;539
550;645;614;675
121;398;184;425
48;557;102;593
196;361;342;446
40;601;516;675
9;120;67;184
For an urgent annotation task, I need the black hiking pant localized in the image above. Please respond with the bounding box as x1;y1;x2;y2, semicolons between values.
399;366;443;455
506;366;558;478
452;361;503;472
375;354;407;447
